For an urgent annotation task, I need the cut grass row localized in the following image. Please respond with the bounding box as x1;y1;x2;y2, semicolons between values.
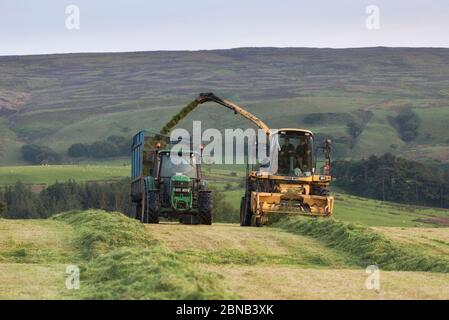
53;210;234;299
0;219;75;299
1;212;449;299
274;217;449;273
145;221;449;299
147;223;355;269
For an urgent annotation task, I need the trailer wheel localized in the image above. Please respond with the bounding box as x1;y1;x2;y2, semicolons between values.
198;191;212;225
134;203;142;221
240;196;252;226
144;190;160;224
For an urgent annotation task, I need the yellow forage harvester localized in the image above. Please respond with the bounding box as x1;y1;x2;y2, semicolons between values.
190;93;335;227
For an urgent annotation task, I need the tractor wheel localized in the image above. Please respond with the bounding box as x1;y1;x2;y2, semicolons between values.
198;191;212;225
134;203;142;221
240;196;252;226
144;190;160;224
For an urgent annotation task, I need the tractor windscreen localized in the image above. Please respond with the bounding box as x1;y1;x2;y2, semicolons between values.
277;131;313;176
160;153;199;179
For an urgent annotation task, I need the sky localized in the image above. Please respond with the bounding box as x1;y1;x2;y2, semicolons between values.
1;0;449;56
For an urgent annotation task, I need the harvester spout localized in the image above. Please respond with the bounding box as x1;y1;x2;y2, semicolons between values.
196;93;272;136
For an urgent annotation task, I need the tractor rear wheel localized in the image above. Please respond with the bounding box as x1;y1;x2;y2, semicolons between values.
144;190;160;224
240;196;252;226
198;191;212;225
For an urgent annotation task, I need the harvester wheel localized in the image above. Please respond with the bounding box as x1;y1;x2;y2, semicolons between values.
198;191;212;225
240;196;252;226
144;190;160;224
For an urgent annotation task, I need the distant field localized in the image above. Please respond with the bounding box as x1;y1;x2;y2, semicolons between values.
0;165;129;186
0;164;244;187
374;227;449;258
216;189;449;228
333;194;449;227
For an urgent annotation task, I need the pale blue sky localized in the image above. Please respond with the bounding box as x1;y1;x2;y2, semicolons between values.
1;0;449;55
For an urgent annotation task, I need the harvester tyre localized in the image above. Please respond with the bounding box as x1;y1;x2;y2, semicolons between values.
144;190;160;224
198;191;212;225
240;196;252;226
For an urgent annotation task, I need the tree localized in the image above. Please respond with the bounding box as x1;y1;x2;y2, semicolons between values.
106;135;129;155
68;143;89;157
394;108;420;142
0;200;5;218
22;144;61;164
210;187;237;222
3;182;40;218
347;122;364;139
88;141;118;158
39;180;82;217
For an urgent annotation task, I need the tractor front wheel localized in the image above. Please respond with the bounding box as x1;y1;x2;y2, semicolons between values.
198;191;212;225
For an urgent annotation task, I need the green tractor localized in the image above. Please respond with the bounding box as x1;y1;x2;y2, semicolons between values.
130;130;212;224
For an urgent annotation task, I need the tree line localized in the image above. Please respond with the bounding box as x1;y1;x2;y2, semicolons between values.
68;135;130;159
21;135;131;164
0;179;237;222
0;179;131;219
332;153;449;208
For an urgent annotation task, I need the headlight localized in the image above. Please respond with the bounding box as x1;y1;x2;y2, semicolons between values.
182;188;190;193
174;188;182;192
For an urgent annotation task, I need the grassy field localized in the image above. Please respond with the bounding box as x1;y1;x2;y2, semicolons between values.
0;163;245;187
333;193;449;227
1;161;449;299
0;193;448;299
0;219;75;299
1;47;449;164
0;164;130;186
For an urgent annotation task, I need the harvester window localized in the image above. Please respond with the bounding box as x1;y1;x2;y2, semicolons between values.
277;132;313;176
278;138;295;174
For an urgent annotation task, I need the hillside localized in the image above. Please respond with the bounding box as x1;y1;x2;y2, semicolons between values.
1;47;449;164
1;206;449;299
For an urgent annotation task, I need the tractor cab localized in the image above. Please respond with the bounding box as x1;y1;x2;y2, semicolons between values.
153;150;201;212
131;130;212;225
